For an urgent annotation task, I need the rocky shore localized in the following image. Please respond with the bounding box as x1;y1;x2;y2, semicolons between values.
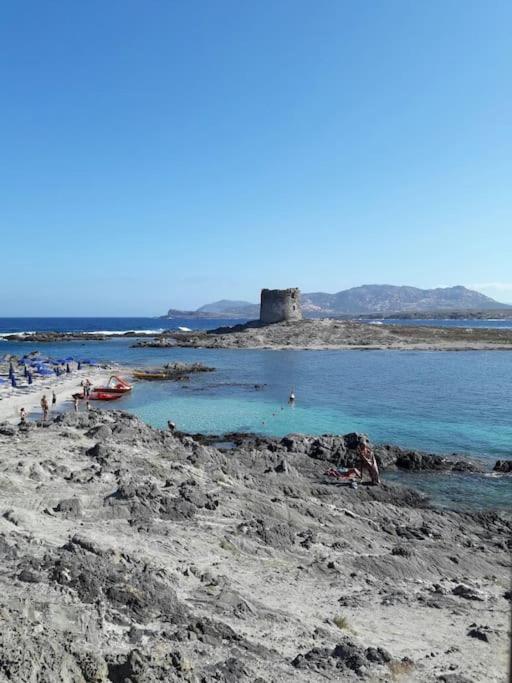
6;319;512;350
0;411;509;681
132;319;512;351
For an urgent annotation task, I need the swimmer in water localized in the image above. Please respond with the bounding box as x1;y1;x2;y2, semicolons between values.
288;388;296;404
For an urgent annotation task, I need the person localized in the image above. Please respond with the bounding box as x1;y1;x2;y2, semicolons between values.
288;387;296;404
40;395;49;421
86;400;91;411
356;442;380;485
19;407;26;425
66;363;71;374
73;396;79;412
52;391;57;406
167;420;176;433
77;361;81;370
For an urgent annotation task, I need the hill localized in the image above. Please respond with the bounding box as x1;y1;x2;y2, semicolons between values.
162;285;509;319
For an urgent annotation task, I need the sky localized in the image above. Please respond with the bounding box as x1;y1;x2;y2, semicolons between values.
1;1;511;315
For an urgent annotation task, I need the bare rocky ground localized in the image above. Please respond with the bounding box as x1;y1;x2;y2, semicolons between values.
0;411;510;682
132;319;512;351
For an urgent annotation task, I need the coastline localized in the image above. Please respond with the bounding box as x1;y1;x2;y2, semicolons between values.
4;318;512;351
0;409;509;681
134;319;512;351
0;366;121;424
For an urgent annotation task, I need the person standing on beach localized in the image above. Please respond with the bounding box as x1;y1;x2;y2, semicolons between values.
73;396;79;412
40;395;49;422
52;391;57;407
19;407;26;425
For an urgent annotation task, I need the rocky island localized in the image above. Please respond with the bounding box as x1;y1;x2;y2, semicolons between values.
0;410;509;681
133;318;512;351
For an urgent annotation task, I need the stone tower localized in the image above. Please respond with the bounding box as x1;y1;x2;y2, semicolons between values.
259;288;302;324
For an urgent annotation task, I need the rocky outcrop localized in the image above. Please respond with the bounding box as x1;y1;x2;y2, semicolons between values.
493;460;512;473
189;432;485;474
0;410;509;681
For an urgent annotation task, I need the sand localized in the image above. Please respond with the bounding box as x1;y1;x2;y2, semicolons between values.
0;366;123;424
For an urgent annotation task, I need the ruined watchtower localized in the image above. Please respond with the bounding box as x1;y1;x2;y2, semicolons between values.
259;288;302;324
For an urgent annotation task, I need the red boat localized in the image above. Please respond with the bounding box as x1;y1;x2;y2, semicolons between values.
93;375;132;394
88;390;124;401
72;390;124;401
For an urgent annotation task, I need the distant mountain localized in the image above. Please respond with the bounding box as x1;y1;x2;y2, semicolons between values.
196;300;259;316
162;285;509;319
301;285;508;316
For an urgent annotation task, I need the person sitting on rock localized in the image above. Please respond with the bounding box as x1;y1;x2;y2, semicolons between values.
357;442;380;485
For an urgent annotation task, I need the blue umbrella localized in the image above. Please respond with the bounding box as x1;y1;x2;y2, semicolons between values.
64;356;74;362
0;378;6;385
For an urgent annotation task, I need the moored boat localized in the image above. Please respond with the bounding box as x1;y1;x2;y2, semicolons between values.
93;375;132;394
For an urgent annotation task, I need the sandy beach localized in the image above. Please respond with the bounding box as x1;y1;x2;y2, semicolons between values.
0;365;122;424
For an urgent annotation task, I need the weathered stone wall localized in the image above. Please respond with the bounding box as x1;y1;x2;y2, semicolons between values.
260;288;302;324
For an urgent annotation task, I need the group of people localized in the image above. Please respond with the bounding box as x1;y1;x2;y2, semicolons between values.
19;379;96;424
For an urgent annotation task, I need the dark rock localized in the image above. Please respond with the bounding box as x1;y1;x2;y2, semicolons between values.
54;498;81;517
85;424;113;440
86;442;115;464
467;625;494;643
239;518;296;549
44;543;188;624
275;458;289;473
0;423;17;436
452;584;485;601
17;569;41;583
493;459;512;473
391;545;413;557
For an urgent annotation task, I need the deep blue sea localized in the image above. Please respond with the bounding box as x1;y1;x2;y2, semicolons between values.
1;318;511;511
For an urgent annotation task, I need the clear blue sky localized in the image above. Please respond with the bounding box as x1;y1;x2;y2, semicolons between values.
1;1;511;315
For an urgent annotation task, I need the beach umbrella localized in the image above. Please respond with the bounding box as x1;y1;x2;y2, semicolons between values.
64;356;74;362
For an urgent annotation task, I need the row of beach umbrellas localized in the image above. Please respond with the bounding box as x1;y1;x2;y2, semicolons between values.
0;355;97;388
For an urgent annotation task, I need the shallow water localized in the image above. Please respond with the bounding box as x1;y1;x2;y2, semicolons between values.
2;335;511;510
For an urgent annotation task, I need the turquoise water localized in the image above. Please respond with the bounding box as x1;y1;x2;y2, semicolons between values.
2;337;511;510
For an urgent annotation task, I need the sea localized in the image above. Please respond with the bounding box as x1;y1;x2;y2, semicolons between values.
1;317;511;511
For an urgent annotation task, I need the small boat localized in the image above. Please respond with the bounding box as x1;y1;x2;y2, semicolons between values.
178;326;192;332
93;375;132;394
132;370;170;380
72;390;124;401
